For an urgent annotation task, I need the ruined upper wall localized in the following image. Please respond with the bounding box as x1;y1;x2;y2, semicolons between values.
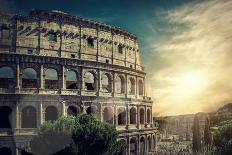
0;10;144;71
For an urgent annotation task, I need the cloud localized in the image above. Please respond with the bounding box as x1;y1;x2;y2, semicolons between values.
147;0;232;116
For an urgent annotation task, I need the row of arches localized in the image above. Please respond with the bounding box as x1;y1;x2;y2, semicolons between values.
0;105;152;129
129;135;155;154
0;66;144;95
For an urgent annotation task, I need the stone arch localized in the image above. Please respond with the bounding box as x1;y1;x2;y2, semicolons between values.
22;68;38;88
45;106;58;121
140;137;145;154
0;106;12;129
0;147;12;155
86;105;98;114
67;106;78;116
103;107;113;124
66;70;78;89
87;36;94;48
138;80;143;96
84;71;96;91
45;68;58;89
147;109;151;124
0;66;14;88
101;73;112;92
130;137;137;155
117;107;126;125
115;75;125;94
139;108;145;124
147;136;152;152
21;106;37;128
130;107;137;124
129;77;135;95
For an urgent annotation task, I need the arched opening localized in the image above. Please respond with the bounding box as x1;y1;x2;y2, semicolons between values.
118;107;126;125
67;106;78;116
66;70;77;89
140;137;145;154
45;106;58;122
139;108;145;124
0;147;12;155
115;75;125;94
148;136;152;152
22;68;37;88
84;72;95;91
129;78;135;95
138;80;143;96
147;109;151;124
87;37;94;48
86;106;97;114
45;68;58;89
130;107;136;124
103;107;113;124
0;66;14;88
101;73;111;92
130;137;137;155
0;106;12;129
21;106;37;128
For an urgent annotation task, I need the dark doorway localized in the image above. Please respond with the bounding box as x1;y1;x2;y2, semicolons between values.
0;106;12;129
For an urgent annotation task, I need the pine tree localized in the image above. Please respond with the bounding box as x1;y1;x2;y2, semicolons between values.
192;115;201;152
204;117;211;145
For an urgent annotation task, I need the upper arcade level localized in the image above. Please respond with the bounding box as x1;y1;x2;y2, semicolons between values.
0;10;144;71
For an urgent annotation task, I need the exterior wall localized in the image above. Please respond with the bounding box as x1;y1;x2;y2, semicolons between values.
0;10;157;155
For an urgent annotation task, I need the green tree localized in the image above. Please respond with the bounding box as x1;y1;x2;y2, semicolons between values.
192;115;201;152
204;117;211;145
30;114;126;155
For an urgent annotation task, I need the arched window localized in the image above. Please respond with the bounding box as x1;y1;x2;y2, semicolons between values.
21;106;37;128
0;106;12;129
45;106;58;122
129;78;135;95
66;70;77;89
86;105;97;114
84;72;95;91
87;37;94;48
139;108;145;124
147;109;151;124
0;66;14;88
67;106;77;116
138;80;143;96
118;107;126;125
103;107;113;124
148;136;152;152
0;147;12;155
101;73;111;92
140;137;145;154
130;107;136;124
45;68;58;89
115;75;125;94
22;68;37;88
130;137;137;155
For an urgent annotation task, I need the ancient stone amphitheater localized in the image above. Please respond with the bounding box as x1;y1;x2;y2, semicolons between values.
0;10;158;155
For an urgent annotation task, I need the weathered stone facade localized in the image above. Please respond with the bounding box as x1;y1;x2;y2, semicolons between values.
0;10;158;155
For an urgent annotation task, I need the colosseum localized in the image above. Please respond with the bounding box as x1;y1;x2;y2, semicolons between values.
0;10;158;155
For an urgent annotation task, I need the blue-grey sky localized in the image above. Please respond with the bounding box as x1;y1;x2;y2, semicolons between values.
1;0;232;116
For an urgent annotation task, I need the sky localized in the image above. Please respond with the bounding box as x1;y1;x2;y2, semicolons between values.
1;0;232;116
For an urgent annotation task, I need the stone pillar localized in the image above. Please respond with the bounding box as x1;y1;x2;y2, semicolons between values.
135;76;138;99
127;136;130;155
137;105;140;129
15;104;19;129
40;65;44;89
15;63;20;92
38;101;43;127
114;104;117;126
126;104;129;129
145;106;147;127
99;103;103;122
61;101;66;117
112;72;115;97
138;135;140;154
125;74;128;98
97;69;100;96
62;66;66;90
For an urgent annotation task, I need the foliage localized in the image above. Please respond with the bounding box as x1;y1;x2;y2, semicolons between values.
30;114;126;155
204;117;211;145
192;115;201;152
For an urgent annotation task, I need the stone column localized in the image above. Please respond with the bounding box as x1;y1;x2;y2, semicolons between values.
62;65;66;90
15;63;20;92
38;101;43;127
61;101;66;117
127;136;130;155
99;103;103;122
125;74;128;98
112;72;115;97
114;104;117;126
15;104;19;129
135;76;138;98
126;104;129;129
145;106;147;127
137;105;140;129
40;65;44;89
